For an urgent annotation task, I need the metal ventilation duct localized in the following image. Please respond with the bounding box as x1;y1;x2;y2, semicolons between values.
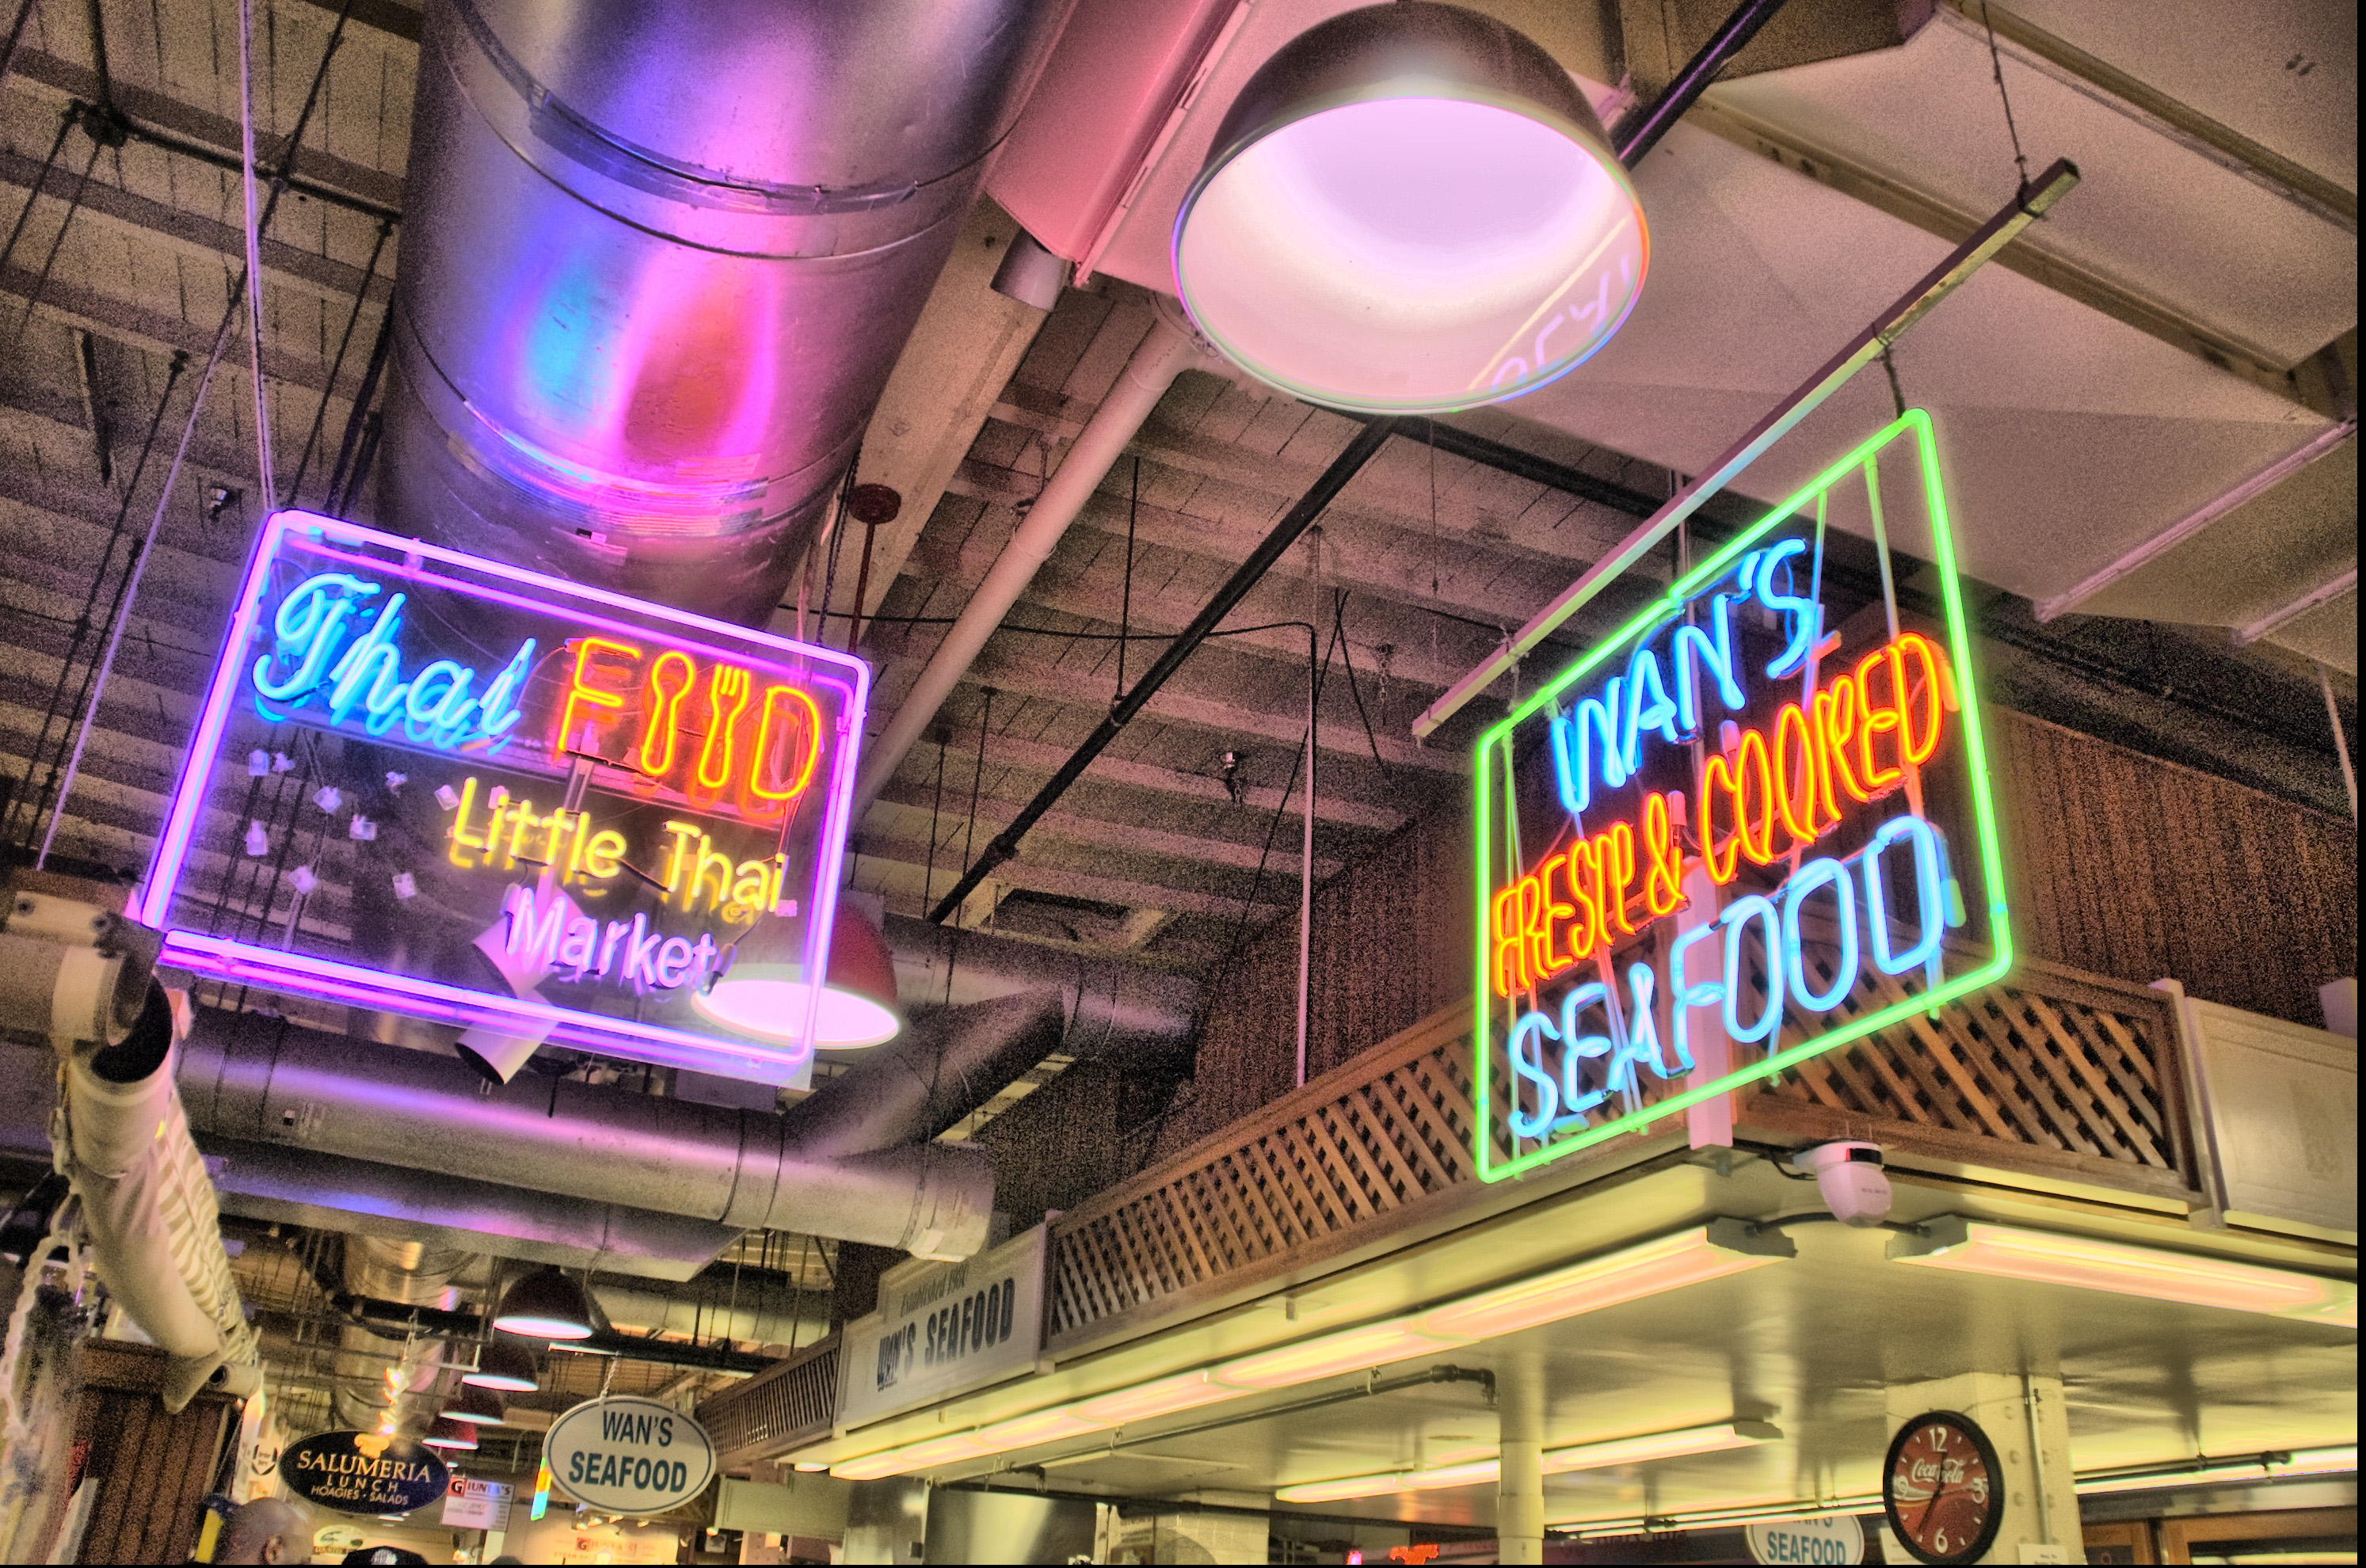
379;0;1077;622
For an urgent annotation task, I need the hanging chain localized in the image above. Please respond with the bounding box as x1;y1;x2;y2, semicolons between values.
1978;1;2035;200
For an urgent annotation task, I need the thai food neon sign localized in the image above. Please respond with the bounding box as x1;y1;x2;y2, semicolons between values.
139;512;868;1084
1473;410;2011;1178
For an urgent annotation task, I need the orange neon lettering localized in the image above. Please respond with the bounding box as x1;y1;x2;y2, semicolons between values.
747;684;824;804
1771;702;1827;846
1850;646;1906;792
1733;730;1777;866
1815;677;1871;805
1564;837;1603;961
1516;873;1545;982
694;665;754;793
1642;791;1686;918
635;650;698;777
1699;751;1744;885
1491;885;1528;998
1598;821;1638;936
558;638;639;757
1534;852;1577;980
1892;633;1959;763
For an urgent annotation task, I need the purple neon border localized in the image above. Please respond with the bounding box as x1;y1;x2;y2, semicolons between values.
141;511;871;1077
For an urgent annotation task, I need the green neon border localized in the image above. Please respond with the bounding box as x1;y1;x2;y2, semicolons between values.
1471;409;2015;1182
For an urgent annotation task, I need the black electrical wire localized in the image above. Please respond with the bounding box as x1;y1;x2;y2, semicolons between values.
5;123;105;359
290;216;391;503
1116;455;1139;700
1329;588;1393;784
0;103;77;284
6;348;188;849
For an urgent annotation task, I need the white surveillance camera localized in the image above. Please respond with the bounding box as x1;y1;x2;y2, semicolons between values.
1795;1141;1893;1227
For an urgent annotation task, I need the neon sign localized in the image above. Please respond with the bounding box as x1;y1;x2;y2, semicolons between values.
141;512;869;1084
1473;411;2011;1178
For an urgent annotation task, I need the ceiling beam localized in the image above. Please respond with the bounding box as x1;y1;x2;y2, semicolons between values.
852;830;1288;924
2234;565;2358;648
7;49;406;217
867;783;1343;881
1685;93;2322;409
2035;420;2357;622
1;265;375;400
866;721;1402;834
0;145;393;311
288;0;423;44
942;458;1642;661
942;653;1457;778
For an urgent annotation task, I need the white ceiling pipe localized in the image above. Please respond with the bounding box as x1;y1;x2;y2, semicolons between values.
852;311;1208;815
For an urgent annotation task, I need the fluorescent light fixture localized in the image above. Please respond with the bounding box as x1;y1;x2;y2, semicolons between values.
2074;1446;2356;1496
1072;1371;1235;1425
1545;1420;1778;1473
1419;1222;1792;1341
973;1408;1107;1450
1215;1322;1462;1391
1555;1494;1879;1535
1888;1218;2357;1327
1278;1421;1779;1504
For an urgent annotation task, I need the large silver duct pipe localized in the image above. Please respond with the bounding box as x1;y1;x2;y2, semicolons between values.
172;988;1095;1262
380;0;1076;623
334;1237;468;1431
886;914;1198;1060
178;1012;994;1259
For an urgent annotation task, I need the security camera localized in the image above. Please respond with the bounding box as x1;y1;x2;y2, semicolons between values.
1794;1141;1892;1227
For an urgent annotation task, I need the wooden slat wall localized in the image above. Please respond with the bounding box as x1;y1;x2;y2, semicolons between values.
1987;710;2356;1027
71;1342;238;1566
1161;789;1469;1157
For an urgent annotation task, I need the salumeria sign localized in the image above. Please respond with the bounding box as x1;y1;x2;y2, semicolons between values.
139;512;867;1082
1473;411;2011;1179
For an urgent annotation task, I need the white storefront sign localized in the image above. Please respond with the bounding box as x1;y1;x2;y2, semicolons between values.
545;1398;717;1517
1747;1513;1865;1565
838;1224;1048;1429
440;1477;515;1530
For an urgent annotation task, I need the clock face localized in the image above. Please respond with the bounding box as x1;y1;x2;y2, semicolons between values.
1883;1410;2004;1566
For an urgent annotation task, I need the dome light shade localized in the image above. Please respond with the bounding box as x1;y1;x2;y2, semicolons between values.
422;1417;478;1450
1174;2;1646;413
439;1382;511;1426
462;1338;540;1391
492;1267;596;1341
692;899;901;1051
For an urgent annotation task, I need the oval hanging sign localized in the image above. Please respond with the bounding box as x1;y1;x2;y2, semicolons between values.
545;1397;716;1517
1747;1513;1866;1565
280;1430;450;1516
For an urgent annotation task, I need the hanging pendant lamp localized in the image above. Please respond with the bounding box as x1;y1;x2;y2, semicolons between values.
492;1266;596;1341
1173;2;1646;413
462;1338;540;1391
422;1417;479;1451
439;1381;512;1426
692;896;902;1052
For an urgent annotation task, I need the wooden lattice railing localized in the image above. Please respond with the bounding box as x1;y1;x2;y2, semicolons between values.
698;1336;838;1467
1739;947;2203;1203
1046;945;2204;1351
1045;1003;1498;1350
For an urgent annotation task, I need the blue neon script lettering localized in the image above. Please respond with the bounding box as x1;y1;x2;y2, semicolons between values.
251;571;533;749
1502;814;1957;1135
1547;550;1820;820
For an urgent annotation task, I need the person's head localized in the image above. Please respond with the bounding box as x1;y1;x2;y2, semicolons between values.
213;1498;309;1565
